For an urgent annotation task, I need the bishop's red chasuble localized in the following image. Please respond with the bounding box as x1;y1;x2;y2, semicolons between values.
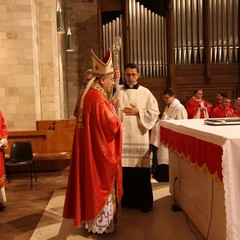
63;88;123;227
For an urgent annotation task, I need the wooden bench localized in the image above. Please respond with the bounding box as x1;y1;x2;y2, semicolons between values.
5;119;75;172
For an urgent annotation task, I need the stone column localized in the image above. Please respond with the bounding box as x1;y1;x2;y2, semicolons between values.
0;0;65;130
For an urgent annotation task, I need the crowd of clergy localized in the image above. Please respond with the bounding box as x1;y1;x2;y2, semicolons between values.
185;89;240;119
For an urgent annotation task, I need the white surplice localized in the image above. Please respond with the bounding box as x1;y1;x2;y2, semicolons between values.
156;98;187;164
118;85;159;167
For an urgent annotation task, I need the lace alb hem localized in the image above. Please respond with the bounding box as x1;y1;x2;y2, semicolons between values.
84;193;115;234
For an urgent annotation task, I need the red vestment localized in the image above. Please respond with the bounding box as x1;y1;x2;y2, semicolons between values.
0;112;8;188
232;111;240;117
211;101;220;110
63;88;123;227
186;97;210;119
210;101;221;114
211;101;234;113
210;106;234;118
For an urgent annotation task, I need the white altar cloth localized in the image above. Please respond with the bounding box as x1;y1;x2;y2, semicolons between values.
160;119;240;240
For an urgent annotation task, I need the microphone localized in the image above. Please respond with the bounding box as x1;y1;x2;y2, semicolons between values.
171;177;182;212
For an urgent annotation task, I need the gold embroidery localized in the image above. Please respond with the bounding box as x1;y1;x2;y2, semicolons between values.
90;82;109;100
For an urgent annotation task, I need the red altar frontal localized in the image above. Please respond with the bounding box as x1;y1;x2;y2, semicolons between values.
160;119;240;240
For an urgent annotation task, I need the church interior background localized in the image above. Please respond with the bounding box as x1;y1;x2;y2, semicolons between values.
0;0;239;131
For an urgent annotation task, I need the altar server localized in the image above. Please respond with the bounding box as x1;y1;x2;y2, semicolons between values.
117;63;159;212
151;88;188;182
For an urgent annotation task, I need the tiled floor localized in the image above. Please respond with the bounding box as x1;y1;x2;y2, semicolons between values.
0;168;205;240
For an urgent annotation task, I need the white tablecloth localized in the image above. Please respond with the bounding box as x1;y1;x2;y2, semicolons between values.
160;119;240;240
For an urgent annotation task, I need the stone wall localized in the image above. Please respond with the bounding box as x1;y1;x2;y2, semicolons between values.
0;1;39;130
64;0;98;117
0;0;98;130
0;0;64;130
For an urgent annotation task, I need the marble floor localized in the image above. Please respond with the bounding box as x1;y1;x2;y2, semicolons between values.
0;168;205;240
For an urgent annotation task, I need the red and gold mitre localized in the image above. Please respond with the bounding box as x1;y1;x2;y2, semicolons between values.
91;48;114;77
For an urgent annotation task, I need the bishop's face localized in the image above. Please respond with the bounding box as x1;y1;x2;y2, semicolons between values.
101;74;115;92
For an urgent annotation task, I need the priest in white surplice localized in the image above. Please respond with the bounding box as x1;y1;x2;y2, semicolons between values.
150;88;187;182
116;63;159;212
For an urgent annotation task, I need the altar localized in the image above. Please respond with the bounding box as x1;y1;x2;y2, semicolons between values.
159;119;240;240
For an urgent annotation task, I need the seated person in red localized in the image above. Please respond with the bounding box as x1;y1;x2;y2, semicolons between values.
211;92;234;113
232;98;240;117
210;96;234;118
211;92;225;111
186;89;210;119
